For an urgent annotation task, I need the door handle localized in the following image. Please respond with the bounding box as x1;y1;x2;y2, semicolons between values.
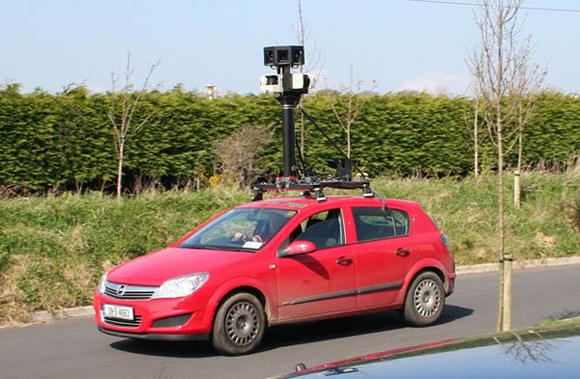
395;249;410;256
336;257;353;265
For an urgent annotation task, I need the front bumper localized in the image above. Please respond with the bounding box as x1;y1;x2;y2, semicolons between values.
94;291;213;338
98;326;208;341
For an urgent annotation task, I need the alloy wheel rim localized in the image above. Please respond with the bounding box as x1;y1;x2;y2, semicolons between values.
413;278;441;318
225;301;259;346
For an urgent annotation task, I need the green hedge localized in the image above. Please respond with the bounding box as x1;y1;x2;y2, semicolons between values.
1;85;578;193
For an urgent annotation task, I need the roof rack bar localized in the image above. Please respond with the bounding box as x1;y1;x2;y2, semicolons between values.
252;179;374;201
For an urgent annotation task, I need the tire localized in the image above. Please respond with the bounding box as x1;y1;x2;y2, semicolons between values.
403;271;445;327
211;293;266;355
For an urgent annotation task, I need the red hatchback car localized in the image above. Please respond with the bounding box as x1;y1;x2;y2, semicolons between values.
94;195;455;355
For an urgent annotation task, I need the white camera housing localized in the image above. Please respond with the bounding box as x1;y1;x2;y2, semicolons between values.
260;73;315;94
260;75;282;93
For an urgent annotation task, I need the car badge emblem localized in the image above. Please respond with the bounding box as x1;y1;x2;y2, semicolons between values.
116;285;126;297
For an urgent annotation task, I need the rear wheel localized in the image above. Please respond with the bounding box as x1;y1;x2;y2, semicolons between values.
403;271;444;326
211;293;265;355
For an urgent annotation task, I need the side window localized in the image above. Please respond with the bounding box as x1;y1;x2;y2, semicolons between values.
392;209;410;236
294;209;345;250
353;207;410;243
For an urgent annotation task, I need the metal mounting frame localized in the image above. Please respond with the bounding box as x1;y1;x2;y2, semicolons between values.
256;44;382;205
252;179;373;202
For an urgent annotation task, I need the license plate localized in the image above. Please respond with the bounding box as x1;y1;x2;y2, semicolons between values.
103;304;134;320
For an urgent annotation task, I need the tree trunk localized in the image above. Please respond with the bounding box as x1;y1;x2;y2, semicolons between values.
515;129;523;207
496;113;513;332
474;105;479;178
497;115;506;332
346;126;351;158
503;253;513;330
300;112;305;159
116;141;125;200
514;170;521;208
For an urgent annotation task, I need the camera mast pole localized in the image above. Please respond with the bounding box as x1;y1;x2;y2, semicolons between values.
255;45;373;202
278;64;300;179
261;46;308;181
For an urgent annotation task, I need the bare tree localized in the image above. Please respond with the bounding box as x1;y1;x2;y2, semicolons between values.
511;37;547;207
212;123;275;188
108;51;160;199
294;0;324;75
330;63;372;158
468;0;544;331
294;0;324;158
463;95;486;178
473;98;481;178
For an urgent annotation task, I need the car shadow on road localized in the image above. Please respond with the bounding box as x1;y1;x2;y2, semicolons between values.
439;304;475;324
260;305;473;352
109;339;215;358
108;305;473;357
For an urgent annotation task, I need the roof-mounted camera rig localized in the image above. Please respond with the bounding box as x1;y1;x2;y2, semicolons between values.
253;45;375;202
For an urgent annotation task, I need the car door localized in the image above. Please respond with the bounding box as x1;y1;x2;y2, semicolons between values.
274;208;357;321
349;206;413;308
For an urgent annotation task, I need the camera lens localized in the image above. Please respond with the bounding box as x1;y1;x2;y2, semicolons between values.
291;49;304;65
264;50;275;65
266;75;278;85
278;50;289;64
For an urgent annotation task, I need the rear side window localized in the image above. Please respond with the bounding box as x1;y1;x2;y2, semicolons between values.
353;207;410;243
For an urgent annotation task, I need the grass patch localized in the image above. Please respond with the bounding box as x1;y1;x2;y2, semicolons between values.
0;173;578;323
0;187;247;323
372;172;580;265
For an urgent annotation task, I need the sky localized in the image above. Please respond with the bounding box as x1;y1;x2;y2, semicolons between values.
1;0;579;96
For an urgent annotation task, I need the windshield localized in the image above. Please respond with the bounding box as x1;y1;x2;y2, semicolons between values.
178;207;297;251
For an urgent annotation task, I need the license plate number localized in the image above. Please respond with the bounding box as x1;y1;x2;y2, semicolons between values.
103;304;134;320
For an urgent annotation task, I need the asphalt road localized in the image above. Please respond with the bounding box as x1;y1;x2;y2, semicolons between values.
1;264;579;379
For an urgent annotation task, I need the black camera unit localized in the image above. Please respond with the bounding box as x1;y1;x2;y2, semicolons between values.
260;46;311;96
263;45;304;67
253;45;372;202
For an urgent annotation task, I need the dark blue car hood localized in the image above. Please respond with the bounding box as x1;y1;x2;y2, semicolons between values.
286;320;580;378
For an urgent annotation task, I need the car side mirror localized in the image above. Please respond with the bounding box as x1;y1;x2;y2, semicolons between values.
278;240;316;257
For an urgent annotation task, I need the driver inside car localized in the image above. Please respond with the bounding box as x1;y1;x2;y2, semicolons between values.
233;212;288;243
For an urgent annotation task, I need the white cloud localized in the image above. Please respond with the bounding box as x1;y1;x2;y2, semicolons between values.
397;72;470;96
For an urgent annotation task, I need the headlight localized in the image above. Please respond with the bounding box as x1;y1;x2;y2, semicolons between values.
151;273;209;299
98;272;108;294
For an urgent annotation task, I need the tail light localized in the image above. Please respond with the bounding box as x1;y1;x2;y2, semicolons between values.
440;234;451;253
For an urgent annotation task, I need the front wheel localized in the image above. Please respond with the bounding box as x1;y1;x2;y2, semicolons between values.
211;293;266;355
403;271;445;327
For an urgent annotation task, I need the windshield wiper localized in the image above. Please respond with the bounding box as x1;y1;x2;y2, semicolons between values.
178;244;257;252
178;244;222;250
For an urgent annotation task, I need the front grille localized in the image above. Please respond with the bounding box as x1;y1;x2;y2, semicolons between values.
104;281;157;300
152;313;193;328
104;316;142;328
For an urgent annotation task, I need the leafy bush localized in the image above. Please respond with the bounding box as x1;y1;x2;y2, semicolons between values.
1;86;579;194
